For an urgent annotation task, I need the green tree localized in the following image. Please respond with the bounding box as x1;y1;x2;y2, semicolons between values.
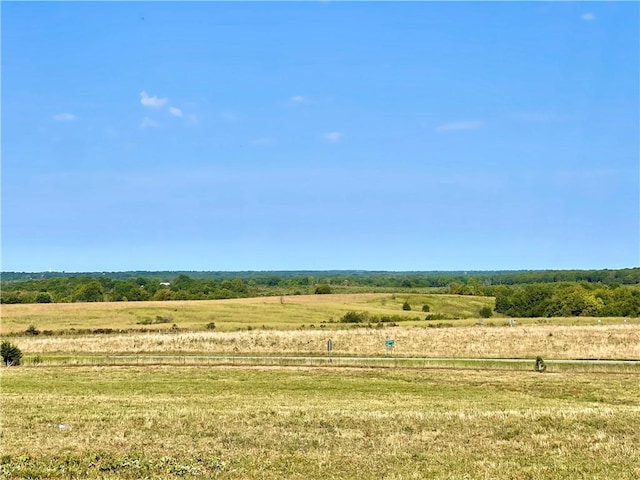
73;281;104;302
35;291;52;303
315;284;332;294
1;341;23;366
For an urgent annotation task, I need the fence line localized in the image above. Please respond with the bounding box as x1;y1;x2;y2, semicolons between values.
27;354;640;369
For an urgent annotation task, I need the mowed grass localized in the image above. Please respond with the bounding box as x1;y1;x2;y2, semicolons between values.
0;294;495;334
2;365;639;479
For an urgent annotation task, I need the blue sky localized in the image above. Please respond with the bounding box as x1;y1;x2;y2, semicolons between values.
2;1;638;272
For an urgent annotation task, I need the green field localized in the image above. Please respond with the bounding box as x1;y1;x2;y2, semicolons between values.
1;294;639;478
1;293;497;335
2;365;639;479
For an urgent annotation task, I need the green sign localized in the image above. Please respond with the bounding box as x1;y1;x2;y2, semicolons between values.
385;339;395;347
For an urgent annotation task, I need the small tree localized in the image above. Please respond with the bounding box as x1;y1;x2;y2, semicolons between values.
25;325;41;336
1;341;23;366
422;304;430;312
402;301;411;311
479;306;493;318
36;291;52;303
315;284;332;295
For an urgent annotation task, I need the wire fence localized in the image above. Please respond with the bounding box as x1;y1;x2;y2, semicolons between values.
23;354;640;371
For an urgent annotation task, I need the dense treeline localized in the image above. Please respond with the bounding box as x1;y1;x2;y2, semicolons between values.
1;269;639;318
489;283;640;318
3;268;640;286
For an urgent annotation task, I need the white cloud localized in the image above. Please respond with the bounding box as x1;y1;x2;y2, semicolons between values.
169;106;183;117
323;131;343;143
140;117;159;128
437;120;484;132
54;113;76;121
140;91;168;108
581;13;596;21
291;95;305;103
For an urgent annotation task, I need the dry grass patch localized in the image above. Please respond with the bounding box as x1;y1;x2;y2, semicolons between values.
12;324;640;359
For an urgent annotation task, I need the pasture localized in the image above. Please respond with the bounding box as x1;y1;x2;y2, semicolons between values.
1;294;639;478
0;293;495;334
2;366;639;479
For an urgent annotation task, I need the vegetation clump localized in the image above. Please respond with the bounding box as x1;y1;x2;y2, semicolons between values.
479;306;493;318
535;356;547;372
1;341;23;366
314;284;332;294
402;301;412;311
25;324;40;336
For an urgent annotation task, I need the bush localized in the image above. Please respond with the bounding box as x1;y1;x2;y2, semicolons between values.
25;325;40;336
35;292;52;303
314;284;332;295
1;341;23;366
421;304;430;312
341;311;369;323
479;306;493;318
402;301;411;311
206;322;216;330
535;356;547;372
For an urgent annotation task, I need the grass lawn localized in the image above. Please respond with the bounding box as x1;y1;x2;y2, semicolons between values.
2;365;639;479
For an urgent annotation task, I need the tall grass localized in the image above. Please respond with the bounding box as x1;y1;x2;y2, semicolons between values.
11;323;640;359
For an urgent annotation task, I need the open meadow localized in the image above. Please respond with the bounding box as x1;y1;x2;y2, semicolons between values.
2;365;639;479
0;293;495;334
1;294;639;478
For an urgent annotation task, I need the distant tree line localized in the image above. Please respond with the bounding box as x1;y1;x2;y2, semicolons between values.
489;283;640;318
1;269;639;317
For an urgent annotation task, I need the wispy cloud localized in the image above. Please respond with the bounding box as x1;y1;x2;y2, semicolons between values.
169;106;183;117
290;95;305;103
437;120;484;132
140;117;160;129
140;91;168;108
54;113;76;122
581;13;596;21
323;131;343;143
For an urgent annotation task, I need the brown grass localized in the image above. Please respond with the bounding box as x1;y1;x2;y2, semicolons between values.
13;323;640;359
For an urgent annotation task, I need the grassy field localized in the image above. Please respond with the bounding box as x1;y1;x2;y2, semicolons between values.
11;323;640;361
1;294;638;478
2;365;639;479
0;293;499;334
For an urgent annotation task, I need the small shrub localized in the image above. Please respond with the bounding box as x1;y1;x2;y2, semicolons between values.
402;301;411;311
32;355;43;365
479;306;493;318
1;341;23;366
342;311;369;323
535;356;547;372
314;284;332;295
422;304;430;312
25;325;40;336
425;313;447;321
206;322;216;330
